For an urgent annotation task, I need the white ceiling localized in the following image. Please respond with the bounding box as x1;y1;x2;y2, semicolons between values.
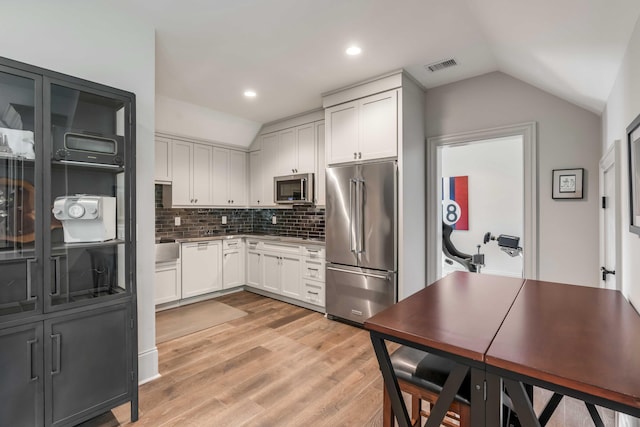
125;0;640;124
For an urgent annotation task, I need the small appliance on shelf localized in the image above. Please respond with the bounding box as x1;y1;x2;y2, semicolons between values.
52;195;116;243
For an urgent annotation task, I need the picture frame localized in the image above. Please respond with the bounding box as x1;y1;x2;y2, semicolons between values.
627;112;640;235
552;168;584;199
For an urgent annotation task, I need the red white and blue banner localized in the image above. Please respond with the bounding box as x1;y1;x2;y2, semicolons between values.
442;176;469;230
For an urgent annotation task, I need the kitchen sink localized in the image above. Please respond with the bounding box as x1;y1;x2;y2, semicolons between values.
155;239;179;263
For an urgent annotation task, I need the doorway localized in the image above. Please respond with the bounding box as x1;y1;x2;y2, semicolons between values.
440;136;523;277
426;123;537;283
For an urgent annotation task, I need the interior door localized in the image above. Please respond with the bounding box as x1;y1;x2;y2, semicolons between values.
600;144;619;290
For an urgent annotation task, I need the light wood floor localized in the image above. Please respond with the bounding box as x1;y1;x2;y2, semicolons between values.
84;291;392;427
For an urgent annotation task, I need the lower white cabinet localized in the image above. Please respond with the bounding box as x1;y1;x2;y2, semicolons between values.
223;239;245;289
154;260;182;305
245;239;325;309
181;241;222;298
302;280;325;307
246;240;263;287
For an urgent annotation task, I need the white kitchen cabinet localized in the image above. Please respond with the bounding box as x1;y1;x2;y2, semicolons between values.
246;240;263;287
228;150;247;205
315;120;325;206
256;123;318;204
302;280;325;307
261;133;279;206
280;255;302;298
260;242;302;297
249;151;263;206
262;252;281;293
325;89;398;165
155;137;172;183
223;239;244;289
212;147;247;206
155;260;181;305
277;128;297;175
181;241;222;298
170;141;214;206
261;252;301;298
295;123;316;174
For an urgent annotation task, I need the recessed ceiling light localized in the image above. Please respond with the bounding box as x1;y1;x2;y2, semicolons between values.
244;90;257;98
346;46;362;56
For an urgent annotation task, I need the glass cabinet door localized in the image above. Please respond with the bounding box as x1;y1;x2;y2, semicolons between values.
0;66;42;321
45;80;131;310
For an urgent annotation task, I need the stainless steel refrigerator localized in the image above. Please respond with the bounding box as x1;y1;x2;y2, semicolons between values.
325;160;397;324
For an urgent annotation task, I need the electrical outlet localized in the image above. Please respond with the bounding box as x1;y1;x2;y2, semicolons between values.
221;215;227;225
272;215;277;225
174;217;181;226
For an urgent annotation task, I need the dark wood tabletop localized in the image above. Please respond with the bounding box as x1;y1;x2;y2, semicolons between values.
486;279;640;410
364;271;525;362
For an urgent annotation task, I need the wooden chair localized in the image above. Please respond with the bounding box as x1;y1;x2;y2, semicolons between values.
383;346;471;427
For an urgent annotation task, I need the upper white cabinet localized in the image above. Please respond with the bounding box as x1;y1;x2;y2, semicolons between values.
325;89;398;165
171;140;214;206
155;137;172;183
249;151;263;206
261;133;279;207
212;147;247;206
315;121;326;206
296;123;316;174
158;134;248;208
250;114;324;207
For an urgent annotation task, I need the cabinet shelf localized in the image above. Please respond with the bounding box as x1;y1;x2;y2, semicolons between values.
51;160;125;173
0;300;36;317
51;238;125;253
0;248;36;262
50;285;126;305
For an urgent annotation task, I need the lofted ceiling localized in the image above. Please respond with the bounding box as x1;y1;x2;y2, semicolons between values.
124;0;640;125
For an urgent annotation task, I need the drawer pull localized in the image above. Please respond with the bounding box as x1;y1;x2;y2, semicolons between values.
307;291;319;295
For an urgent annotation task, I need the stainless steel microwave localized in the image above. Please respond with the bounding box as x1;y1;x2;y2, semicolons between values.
274;173;314;204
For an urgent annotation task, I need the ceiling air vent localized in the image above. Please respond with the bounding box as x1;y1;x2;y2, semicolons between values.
425;58;457;72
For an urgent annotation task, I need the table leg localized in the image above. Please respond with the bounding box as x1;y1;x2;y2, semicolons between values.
370;333;411;427
486;371;503;426
503;379;541;427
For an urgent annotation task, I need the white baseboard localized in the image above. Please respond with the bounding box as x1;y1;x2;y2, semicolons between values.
138;347;159;385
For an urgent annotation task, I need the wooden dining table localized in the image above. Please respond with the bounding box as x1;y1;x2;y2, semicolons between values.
364;271;640;427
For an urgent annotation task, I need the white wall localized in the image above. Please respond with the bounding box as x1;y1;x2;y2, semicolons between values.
426;71;602;287
0;1;158;382
156;94;261;147
603;16;640;314
441;136;523;277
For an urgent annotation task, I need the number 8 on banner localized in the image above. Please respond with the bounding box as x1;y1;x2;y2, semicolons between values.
442;199;461;226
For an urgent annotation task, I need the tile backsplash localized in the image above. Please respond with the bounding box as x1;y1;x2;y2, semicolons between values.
155;185;325;240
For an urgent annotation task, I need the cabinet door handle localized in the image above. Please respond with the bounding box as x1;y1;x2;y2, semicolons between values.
27;258;37;301
51;256;62;297
353;152;357;159
195;199;198;203
51;334;61;375
358;152;362;159
27;338;38;381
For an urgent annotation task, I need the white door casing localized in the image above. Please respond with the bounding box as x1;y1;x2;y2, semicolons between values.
426;122;537;283
599;140;622;291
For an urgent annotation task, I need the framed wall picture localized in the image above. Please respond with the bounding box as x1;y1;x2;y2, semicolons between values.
627;112;640;235
552;168;584;199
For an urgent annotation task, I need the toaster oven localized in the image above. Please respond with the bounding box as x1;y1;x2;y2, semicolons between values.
52;126;124;166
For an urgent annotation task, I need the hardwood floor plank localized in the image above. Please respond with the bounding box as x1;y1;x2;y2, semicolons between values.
82;292;387;427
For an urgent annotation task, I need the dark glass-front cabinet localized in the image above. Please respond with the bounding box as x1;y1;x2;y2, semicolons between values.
0;57;137;426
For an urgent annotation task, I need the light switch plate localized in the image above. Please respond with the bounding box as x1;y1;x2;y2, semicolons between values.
174;217;181;226
272;216;277;225
221;215;227;225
